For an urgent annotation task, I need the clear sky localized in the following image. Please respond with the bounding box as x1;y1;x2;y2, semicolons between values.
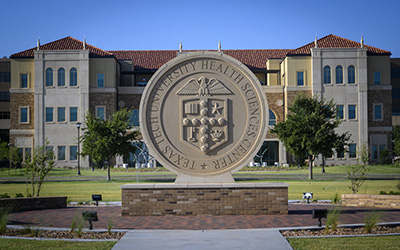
1;0;399;57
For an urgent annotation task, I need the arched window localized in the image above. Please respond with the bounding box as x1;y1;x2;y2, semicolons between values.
335;66;343;84
45;68;53;87
323;66;331;84
348;65;355;84
70;68;77;86
58;68;65;86
269;110;277;125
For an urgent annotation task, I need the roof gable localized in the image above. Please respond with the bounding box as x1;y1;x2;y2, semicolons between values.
287;34;391;56
10;36;113;58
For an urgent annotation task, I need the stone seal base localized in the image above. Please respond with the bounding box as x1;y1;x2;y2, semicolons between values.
121;183;288;216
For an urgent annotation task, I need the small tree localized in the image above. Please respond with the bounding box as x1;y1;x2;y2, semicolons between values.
347;144;370;194
25;140;55;197
272;95;351;179
80;108;140;181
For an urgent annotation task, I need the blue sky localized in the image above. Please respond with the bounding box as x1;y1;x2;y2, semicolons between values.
1;0;399;57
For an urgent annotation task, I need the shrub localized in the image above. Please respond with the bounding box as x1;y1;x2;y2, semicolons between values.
364;210;381;234
0;208;10;235
331;193;340;204
0;193;10;199
325;208;341;234
15;193;24;198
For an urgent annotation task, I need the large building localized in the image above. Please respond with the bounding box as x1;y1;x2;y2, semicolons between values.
8;34;392;168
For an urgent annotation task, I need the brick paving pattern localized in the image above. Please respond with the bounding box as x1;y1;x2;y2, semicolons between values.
7;204;400;230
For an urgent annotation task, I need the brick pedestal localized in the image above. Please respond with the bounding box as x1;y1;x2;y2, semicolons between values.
121;183;288;216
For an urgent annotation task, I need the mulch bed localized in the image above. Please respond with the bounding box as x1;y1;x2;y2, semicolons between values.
281;225;400;237
1;228;125;240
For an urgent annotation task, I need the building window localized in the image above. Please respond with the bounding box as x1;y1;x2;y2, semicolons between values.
348;65;355;84
0;92;10;102
336;66;343;84
371;144;385;160
337;149;345;159
70;107;78;122
297;72;304;86
349;144;357;158
323;66;331;84
58;68;65;86
0;112;10;119
58;107;66;122
0;72;10;82
70;146;78;161
20;73;28;88
19;107;29;124
18;147;32;162
46;68;53;87
135;74;152;86
70;68;77;86
129;109;139;126
336;105;344;119
348;105;356;120
97;73;104;88
373;104;383;121
374;71;381;85
96;106;105;120
46;107;54;122
57;146;66;161
269;110;277;125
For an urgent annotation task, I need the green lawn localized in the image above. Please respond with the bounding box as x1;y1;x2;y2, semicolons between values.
0;238;116;250
0;179;397;202
287;235;400;250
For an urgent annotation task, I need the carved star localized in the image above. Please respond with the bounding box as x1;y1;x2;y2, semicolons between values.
211;102;223;115
201;163;208;170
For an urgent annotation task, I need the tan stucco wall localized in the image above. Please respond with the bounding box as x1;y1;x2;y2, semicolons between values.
10;59;34;89
367;55;391;86
282;56;311;87
89;58;118;88
266;59;280;86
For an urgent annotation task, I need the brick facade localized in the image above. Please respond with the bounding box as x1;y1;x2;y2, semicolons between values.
118;94;142;109
342;194;400;209
121;183;289;216
89;92;117;119
10;93;34;130
368;89;392;127
0;196;67;212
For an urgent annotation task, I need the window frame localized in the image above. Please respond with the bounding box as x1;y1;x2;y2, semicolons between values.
323;65;331;84
45;107;54;123
19;106;29;124
268;109;277;126
57;146;66;161
20;73;28;88
70;145;78;161
374;71;381;85
335;65;343;84
69;68;78;87
57;68;66;87
297;71;304;86
97;73;105;88
57;107;66;123
46;68;53;87
348;65;356;84
69;107;78;122
348;104;357;120
95;106;106;120
373;104;383;121
336;105;344;120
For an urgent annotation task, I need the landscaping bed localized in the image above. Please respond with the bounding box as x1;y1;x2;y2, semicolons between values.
281;225;400;237
1;228;124;240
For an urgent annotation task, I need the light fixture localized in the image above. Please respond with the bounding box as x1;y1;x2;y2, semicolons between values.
76;122;82;175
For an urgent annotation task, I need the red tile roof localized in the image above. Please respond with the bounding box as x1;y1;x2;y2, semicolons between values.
10;36;113;58
110;49;291;70
288;34;391;56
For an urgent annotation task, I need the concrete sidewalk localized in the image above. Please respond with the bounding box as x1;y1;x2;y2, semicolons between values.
112;229;293;250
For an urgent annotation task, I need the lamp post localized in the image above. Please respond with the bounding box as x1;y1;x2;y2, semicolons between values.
76;122;82;175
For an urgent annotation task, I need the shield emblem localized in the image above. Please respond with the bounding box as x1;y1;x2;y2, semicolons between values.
177;77;232;154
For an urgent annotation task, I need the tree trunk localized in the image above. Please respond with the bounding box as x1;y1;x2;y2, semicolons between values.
322;156;325;173
308;155;313;180
107;163;111;181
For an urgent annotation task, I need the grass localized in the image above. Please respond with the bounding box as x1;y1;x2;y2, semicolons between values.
287;235;400;250
0;238;116;250
0;179;397;202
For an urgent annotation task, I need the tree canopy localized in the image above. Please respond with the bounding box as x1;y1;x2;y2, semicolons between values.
271;95;351;179
80;108;140;181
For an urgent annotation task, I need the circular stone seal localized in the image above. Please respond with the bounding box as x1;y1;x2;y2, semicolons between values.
140;52;268;182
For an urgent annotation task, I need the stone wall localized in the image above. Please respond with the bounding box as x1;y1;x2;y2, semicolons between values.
118;94;141;109
121;183;288;216
341;194;400;209
0;196;67;212
368;89;392;127
10;93;34;129
89;92;117;119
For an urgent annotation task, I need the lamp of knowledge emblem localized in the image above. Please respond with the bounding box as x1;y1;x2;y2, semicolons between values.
140;52;268;183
